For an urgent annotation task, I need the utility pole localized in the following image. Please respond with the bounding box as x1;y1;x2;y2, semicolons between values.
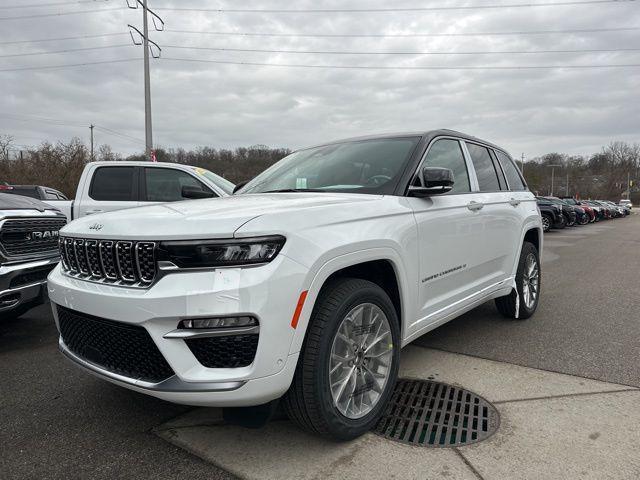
548;164;561;196
142;0;153;158
127;0;163;158
628;172;631;199
89;124;94;161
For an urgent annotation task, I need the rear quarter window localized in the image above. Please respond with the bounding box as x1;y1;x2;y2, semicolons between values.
89;166;137;201
495;151;527;191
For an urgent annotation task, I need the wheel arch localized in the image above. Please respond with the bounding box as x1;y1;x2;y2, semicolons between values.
288;248;410;355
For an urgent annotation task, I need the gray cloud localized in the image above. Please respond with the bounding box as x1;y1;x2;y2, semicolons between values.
1;0;639;160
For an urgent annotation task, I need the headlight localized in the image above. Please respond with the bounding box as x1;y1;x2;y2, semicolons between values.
158;235;285;268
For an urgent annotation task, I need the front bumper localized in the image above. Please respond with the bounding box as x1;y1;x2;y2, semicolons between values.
0;256;58;314
47;254;308;406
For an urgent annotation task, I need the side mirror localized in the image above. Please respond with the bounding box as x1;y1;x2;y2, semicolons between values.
233;181;248;194
182;185;214;199
408;167;454;197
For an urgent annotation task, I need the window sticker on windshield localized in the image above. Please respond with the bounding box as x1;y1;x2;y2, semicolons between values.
296;177;307;189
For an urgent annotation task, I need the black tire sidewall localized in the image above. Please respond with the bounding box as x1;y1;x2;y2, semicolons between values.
313;281;400;439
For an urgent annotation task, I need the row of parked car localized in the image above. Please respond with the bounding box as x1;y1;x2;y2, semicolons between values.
536;196;632;232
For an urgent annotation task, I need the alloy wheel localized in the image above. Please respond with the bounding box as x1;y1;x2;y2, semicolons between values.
522;253;540;309
329;303;394;419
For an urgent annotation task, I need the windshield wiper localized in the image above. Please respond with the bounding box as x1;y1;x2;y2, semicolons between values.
261;188;326;193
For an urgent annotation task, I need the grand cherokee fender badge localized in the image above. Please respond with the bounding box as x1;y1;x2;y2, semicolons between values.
89;223;103;231
422;264;467;283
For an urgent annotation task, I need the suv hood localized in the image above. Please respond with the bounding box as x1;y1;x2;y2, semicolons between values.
61;193;384;240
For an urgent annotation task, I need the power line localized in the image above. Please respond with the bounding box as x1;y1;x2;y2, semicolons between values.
165;26;640;38
0;113;145;145
0;6;123;21
0;58;139;72
93;125;145;145
0;44;130;58
0;32;127;45
161;56;640;70
0;1;95;9
0;113;87;127
164;44;640;56
156;0;635;14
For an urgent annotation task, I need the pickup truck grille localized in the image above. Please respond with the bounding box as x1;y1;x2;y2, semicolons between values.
59;237;157;286
0;217;66;259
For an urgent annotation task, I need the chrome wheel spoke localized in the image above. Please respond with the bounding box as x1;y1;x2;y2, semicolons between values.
329;302;393;419
521;253;539;309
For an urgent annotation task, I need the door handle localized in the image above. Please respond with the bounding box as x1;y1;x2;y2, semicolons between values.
509;198;521;207
467;201;484;211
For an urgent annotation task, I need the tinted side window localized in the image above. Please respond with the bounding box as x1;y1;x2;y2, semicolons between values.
495;151;527;191
144;168;215;202
422;139;470;194
90;167;136;201
466;143;501;192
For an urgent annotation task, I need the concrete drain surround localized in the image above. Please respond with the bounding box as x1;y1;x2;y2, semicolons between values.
374;378;499;447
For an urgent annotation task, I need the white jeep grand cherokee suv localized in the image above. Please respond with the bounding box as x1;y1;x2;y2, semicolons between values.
48;130;542;439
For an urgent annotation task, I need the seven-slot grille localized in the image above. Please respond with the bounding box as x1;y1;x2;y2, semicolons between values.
0;217;66;258
59;237;156;286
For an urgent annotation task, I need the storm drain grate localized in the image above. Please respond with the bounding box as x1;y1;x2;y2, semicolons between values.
374;378;499;447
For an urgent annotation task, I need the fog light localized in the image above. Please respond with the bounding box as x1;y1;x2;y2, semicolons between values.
179;316;258;329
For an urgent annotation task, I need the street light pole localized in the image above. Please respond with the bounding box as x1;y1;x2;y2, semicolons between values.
548;164;561;196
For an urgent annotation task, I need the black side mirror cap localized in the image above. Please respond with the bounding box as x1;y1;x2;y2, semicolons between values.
182;186;215;199
233;181;248;194
408;167;454;197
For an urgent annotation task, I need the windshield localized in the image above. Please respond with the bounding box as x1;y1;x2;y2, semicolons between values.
191;167;235;195
238;137;421;195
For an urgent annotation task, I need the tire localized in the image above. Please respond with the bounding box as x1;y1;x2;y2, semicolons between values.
283;277;400;440
541;215;552;232
566;214;576;227
555;215;566;229
579;215;589;226
495;242;541;320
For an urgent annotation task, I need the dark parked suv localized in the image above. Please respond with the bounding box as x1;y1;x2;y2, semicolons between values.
0;193;66;319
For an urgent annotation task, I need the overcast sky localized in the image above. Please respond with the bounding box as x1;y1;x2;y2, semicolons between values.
1;0;639;160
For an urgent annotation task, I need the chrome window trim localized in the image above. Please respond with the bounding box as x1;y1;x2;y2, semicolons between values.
409;135;478;194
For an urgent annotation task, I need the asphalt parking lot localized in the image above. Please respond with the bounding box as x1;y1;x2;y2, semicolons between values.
1;214;638;479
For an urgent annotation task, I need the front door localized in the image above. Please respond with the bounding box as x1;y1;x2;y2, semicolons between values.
406;138;482;336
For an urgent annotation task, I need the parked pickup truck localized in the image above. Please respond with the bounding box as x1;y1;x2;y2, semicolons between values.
43;161;235;221
48;130;542;440
1;193;66;319
0;184;68;201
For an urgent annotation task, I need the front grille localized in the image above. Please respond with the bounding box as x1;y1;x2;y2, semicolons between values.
59;237;156;287
185;334;259;368
57;306;174;383
0;217;66;258
9;264;56;289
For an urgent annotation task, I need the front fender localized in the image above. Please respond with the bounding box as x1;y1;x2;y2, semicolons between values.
285;246;413;355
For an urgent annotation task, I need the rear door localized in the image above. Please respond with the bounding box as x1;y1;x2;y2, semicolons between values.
463;142;520;285
405;137;482;334
77;165;140;217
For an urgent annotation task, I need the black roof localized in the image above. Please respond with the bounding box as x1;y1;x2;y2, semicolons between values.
302;129;511;157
